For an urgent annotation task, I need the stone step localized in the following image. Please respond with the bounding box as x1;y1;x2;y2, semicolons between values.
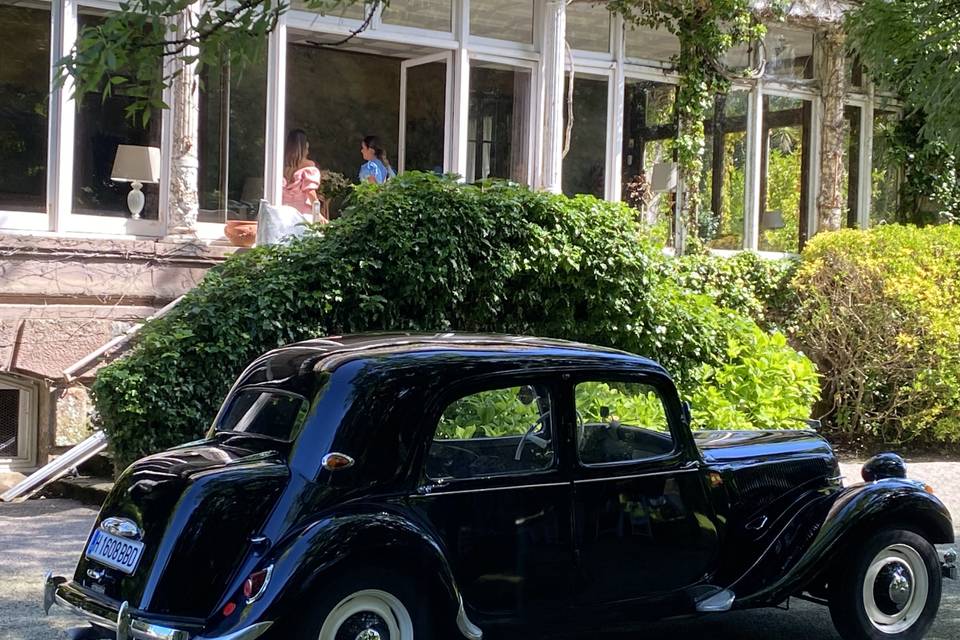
42;475;112;507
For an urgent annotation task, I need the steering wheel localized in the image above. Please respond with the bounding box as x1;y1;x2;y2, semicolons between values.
514;411;551;461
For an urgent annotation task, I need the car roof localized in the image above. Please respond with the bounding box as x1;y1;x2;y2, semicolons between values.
241;333;666;384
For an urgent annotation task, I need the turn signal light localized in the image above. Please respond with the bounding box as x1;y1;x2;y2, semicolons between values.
242;566;272;603
322;452;355;471
924;483;935;494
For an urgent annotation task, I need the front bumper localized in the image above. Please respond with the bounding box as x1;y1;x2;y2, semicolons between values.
944;547;958;580
44;574;272;640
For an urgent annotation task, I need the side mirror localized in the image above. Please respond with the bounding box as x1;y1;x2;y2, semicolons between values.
517;385;536;406
599;406;610;420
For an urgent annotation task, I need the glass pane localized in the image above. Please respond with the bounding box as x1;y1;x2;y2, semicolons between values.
764;26;814;81
286;44;401;185
198;51;268;223
759;95;811;253
842;105;863;228
625;25;678;63
218;389;308;441
428;384;553;479
466;65;531;183
702;90;749;249
0;387;20;457
290;0;367;20
575;381;673;465
622;79;677;246
848;55;864;91
470;0;534;43
0;2;49;214
73;12;162;219
404;61;447;173
383;0;452;31
871;110;901;225
562;76;609;198
567;2;610;53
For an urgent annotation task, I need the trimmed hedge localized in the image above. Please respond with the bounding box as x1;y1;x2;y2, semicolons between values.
792;224;960;445
92;173;818;470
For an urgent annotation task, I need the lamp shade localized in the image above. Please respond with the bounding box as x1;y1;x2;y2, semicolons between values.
111;145;161;184
650;162;678;193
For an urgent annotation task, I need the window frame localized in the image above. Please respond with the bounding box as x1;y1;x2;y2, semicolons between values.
0;375;38;470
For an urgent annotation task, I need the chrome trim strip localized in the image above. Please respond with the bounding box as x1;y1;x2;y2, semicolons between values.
456;596;483;640
244;565;273;604
53;593;192;640
572;467;701;484
54;593;117;631
102;517;143;540
411;480;570;498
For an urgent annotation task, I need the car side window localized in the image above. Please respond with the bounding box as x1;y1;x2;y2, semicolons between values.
575;380;674;465
426;384;554;481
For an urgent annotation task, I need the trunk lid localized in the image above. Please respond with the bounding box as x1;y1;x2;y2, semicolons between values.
73;439;288;618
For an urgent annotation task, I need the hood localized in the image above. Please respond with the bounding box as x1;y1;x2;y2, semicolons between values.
695;429;834;464
73;440;289;618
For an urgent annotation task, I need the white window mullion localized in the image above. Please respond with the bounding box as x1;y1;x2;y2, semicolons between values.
48;0;78;232
606;15;625;202
743;83;764;251
264;13;288;205
449;0;471;179
858;85;875;229
808;96;822;240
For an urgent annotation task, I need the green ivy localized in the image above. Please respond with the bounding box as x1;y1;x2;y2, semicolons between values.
92;173;818;471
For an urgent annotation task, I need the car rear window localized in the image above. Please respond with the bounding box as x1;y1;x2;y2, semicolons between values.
217;388;309;441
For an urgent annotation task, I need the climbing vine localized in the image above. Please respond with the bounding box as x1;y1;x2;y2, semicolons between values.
606;1;773;251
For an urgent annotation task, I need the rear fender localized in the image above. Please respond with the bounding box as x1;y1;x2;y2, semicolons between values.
199;508;463;637
734;478;953;607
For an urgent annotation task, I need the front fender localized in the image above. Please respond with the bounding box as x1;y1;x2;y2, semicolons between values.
734;478;954;607
200;507;462;637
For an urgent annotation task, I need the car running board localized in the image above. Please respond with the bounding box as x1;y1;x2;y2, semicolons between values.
695;588;736;612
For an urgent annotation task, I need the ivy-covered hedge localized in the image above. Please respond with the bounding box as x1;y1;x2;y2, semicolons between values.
92;173;818;470
792;224;960;446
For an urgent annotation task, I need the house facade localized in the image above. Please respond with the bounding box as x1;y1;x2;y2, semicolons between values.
0;0;900;472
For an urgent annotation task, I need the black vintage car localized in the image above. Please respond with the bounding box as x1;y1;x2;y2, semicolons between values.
46;334;957;640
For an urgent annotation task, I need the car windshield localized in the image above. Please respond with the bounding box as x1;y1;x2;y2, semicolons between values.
217;388;309;441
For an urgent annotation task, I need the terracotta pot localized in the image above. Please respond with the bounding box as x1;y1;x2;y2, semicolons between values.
224;220;258;247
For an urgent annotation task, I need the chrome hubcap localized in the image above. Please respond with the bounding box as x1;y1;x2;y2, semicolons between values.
356;631;382;640
863;544;929;634
318;589;413;640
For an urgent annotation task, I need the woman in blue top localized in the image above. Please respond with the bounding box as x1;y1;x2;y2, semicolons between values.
359;136;396;184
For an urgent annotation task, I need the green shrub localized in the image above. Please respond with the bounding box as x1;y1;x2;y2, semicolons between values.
792;224;960;445
92;173;818;470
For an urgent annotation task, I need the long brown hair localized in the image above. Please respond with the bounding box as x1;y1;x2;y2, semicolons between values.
284;129;310;181
362;135;391;170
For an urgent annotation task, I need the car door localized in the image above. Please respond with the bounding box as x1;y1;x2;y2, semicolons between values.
408;375;575;623
569;373;721;616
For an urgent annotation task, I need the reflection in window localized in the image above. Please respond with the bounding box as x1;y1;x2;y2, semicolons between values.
289;0;367;20
625;25;678;63
759;95;811;253
622;79;677;246
764;26;814;81
0;2;49;213
562;76;608;198
198;50;268;223
871;110;901;225
470;0;534;43
382;0;452;31
73;13;162;219
567;2;611;53
403;61;447;174
286;45;400;183
701;91;749;249
842;105;863;228
466;65;531;184
575;381;673;466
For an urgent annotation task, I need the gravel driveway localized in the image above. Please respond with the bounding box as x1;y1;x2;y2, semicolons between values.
1;461;957;640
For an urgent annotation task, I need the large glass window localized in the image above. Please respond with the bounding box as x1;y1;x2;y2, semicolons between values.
0;2;49;213
759;95;812;253
427;384;554;480
843;105;863;228
701;90;749;249
625;25;678;63
286;42;401;184
382;0;452;32
402;60;447;174
562;75;609;198
198;50;268;223
567;2;610;53
871;110;901;225
73;12;162;219
466;64;531;184
575;381;673;466
764;25;814;81
622;79;677;246
470;0;534;44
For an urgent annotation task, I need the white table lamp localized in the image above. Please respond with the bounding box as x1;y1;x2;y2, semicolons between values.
111;145;161;219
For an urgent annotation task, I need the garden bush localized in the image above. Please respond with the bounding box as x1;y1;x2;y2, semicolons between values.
92;173;818;470
792;224;960;446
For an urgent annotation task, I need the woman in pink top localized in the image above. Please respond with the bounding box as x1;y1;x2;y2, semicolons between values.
282;129;327;222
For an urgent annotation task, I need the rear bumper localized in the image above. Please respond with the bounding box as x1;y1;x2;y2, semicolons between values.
44;574;272;640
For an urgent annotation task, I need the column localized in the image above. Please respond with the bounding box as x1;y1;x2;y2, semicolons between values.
538;0;566;193
264;14;287;206
47;0;78;232
743;83;764;251
166;2;201;237
816;27;847;234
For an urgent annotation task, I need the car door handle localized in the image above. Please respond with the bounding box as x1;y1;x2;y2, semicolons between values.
746;515;769;531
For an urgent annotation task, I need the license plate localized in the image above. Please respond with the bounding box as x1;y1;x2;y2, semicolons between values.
85;528;144;575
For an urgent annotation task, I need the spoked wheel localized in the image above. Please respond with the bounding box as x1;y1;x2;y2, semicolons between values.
290;570;433;640
319;589;413;640
829;529;942;640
